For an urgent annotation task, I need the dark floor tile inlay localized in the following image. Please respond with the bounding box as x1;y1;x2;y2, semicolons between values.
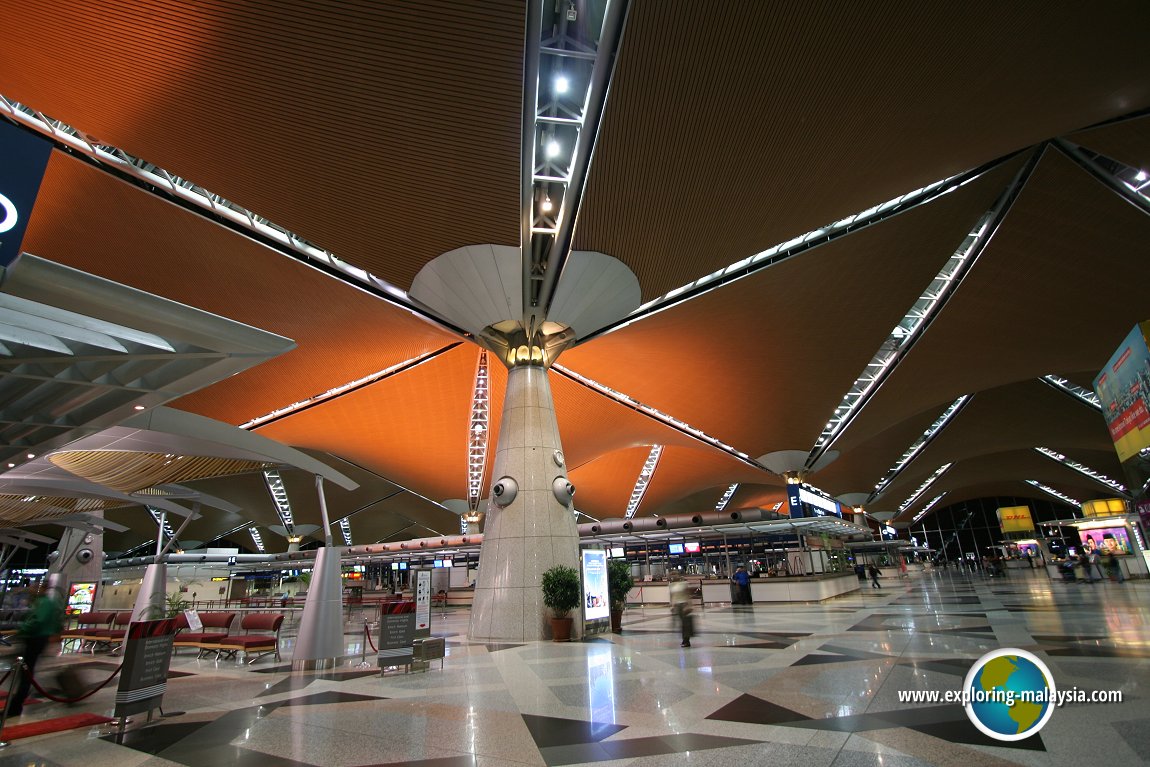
100;721;211;755
521;713;626;747
275;691;387;707
705;693;810;725
909;720;1046;751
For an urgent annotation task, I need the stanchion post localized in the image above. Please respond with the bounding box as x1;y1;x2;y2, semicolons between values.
0;656;25;748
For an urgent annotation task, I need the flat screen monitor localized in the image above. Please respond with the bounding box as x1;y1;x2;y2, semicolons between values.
391;563;398;570
433;560;444;568
684;541;700;553
398;562;408;570
609;547;625;558
668;543;685;555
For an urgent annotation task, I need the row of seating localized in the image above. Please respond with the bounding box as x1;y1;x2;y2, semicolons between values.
61;610;285;664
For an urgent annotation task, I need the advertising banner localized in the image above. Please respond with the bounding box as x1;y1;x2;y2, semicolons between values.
65;582;96;615
114;618;177;717
1095;323;1150;463
581;549;609;621
414;569;431;637
786;484;803;518
0;120;53;267
996;505;1034;533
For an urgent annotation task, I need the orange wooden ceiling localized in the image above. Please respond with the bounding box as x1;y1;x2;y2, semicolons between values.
575;1;1150;299
3;3;1150;545
1;0;524;290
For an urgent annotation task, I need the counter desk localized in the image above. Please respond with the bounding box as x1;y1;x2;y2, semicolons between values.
627;571;859;605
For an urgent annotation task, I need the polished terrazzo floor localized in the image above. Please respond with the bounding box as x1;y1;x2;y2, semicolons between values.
3;567;1149;766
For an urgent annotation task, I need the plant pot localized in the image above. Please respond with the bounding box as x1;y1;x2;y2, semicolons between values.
550;616;573;642
609;608;623;634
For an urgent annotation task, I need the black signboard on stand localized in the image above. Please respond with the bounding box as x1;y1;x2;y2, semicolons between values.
377;600;415;671
114;618;177;720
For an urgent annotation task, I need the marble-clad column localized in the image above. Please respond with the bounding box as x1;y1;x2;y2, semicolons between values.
469;363;580;641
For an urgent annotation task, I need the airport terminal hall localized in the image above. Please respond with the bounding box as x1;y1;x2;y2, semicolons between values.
3;2;1150;766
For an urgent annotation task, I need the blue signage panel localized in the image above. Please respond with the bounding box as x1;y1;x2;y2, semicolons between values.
0;119;54;267
787;484;803;518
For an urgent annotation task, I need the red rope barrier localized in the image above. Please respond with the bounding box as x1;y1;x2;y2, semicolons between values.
25;661;123;703
364;625;377;653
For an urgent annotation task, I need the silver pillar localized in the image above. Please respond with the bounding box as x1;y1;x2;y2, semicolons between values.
131;562;168;622
291;545;344;669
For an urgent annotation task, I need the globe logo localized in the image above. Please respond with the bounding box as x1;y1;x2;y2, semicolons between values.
963;648;1056;741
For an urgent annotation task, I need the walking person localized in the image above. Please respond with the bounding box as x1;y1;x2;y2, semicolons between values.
669;573;694;647
733;566;752;606
5;585;64;717
868;563;882;589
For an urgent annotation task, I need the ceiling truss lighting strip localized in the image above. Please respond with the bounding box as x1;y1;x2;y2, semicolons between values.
1033;446;1128;496
1025;479;1081;507
338;517;353;547
581;151;1031;345
869;395;971;502
910;492;948;526
1052;138;1150;217
714;483;738;512
897;463;953;513
240;343;461;430
248;526;265;553
552;364;764;472
464;351;490;534
1039;374;1102;411
624;445;663;519
262;469;295;536
522;0;630;322
0;98;469;339
146;506;176;542
808;150;1044;468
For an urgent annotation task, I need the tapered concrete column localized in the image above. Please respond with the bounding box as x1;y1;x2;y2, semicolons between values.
469;364;580;641
131;562;167;622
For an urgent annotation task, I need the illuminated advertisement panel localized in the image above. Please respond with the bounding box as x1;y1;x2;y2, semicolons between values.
581;549;609;621
66;582;96;615
996;505;1034;533
1095;322;1150;463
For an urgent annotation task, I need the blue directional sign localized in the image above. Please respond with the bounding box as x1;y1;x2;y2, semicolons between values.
0;119;53;267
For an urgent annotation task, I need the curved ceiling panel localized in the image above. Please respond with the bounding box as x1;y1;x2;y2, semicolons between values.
563;157;1025;457
567;447;649;521
576;1;1150;298
252;344;501;506
1;0;525;288
844;149;1150;451
48;451;270;493
20;155;461;426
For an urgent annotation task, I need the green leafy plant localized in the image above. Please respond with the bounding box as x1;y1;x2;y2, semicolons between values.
165;591;190;617
541;565;580;619
607;559;634;611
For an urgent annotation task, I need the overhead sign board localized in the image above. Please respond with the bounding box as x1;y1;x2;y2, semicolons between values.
0;120;53;267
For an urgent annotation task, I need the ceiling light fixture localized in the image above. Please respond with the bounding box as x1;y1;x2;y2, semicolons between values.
133;405;146;410
541;197;553;213
545;139;560;158
554;75;569;94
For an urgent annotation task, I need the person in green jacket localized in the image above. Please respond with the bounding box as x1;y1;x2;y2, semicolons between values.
6;585;64;717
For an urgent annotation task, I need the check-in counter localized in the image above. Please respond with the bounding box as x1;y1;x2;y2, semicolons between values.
626;572;859;605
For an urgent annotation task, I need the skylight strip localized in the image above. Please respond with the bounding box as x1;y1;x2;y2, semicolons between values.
714;483;738;511
0;97;462;331
464;352;490;534
897;463;953;513
582;155;1028;345
1033;447;1128;495
240;344;460;429
552;364;762;471
339;518;353;547
1053;139;1150;215
262;469;295;535
1024;480;1081;507
1039;375;1102;410
809;207;999;465
248;526;266;553
911;493;947;525
624;445;663;519
870;396;970;500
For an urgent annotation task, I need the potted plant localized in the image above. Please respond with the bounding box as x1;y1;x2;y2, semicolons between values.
541;564;580;641
607;559;634;633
